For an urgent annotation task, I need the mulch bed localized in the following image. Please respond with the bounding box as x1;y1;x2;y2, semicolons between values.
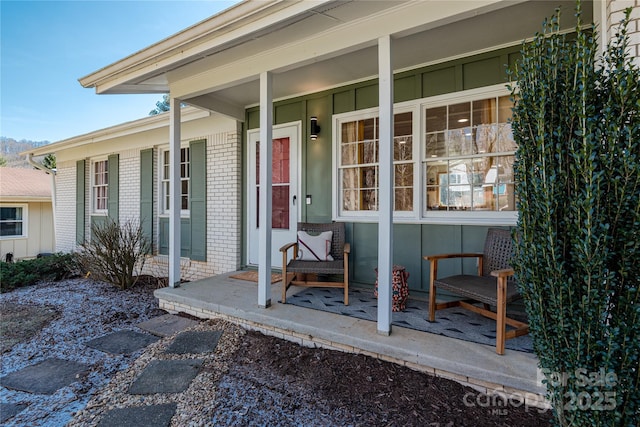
215;330;553;426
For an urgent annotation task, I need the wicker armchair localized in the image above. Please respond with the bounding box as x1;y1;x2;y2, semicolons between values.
424;228;529;354
280;222;350;305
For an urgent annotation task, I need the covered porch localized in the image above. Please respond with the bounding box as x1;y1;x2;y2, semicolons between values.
155;271;547;407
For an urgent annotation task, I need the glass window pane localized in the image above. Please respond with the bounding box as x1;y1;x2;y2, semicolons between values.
395;163;413;187
394;188;413;211
361;189;377;211
426;132;446;158
272;138;290;184
426;106;446;132
342;168;358;190
362;118;375;141
272;186;290;229
1;222;22;237
0;207;19;221
394;135;412;161
473;98;496;126
341;143;358;166
362;140;378;164
342;122;358;143
498;95;514;123
448;102;471;129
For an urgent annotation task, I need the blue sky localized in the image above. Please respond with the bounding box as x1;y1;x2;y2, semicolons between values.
1;0;238;143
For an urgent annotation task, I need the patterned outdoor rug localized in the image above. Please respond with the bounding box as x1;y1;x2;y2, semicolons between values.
285;287;533;353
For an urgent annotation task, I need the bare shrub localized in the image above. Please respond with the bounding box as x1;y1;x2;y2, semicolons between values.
77;219;150;289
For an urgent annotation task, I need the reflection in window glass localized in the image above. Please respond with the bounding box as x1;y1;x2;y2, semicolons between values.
339;112;413;213
425;96;516;212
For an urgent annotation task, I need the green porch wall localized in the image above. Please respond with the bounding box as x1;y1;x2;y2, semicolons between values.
350;224;497;295
244;45;520;286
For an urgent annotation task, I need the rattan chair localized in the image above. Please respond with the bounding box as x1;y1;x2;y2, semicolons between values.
424;228;529;354
280;222;350;305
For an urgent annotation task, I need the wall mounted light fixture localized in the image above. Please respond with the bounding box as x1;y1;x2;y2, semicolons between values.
310;116;321;140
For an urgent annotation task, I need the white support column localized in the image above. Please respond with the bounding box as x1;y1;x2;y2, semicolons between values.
377;35;394;336
258;71;273;308
168;97;182;288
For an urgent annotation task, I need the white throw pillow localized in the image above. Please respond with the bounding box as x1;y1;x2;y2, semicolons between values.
297;231;334;261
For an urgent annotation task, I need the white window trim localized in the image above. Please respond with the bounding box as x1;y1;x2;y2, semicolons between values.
91;158;108;216
0;204;28;239
158;144;190;219
332;83;518;226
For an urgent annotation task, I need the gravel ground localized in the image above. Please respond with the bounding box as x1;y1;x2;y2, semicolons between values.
1;278;553;426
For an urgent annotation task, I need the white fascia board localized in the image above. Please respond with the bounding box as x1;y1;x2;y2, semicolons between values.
21;107;209;156
170;0;507;100
81;0;329;94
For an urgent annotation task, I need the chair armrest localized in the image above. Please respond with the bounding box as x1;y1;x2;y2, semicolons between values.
343;243;351;254
279;242;297;253
490;268;515;278
423;253;483;261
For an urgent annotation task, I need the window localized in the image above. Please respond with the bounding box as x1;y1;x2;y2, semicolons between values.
0;206;26;238
92;159;108;213
338;110;414;215
333;85;517;224
424;95;516;213
161;147;190;214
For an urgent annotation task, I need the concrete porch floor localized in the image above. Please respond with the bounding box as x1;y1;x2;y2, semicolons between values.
155;271;548;408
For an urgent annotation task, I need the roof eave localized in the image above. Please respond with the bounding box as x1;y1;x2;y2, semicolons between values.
78;0;329;94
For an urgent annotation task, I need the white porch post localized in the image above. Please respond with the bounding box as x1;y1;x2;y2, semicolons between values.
258;71;273;308
377;35;394;335
169;97;182;288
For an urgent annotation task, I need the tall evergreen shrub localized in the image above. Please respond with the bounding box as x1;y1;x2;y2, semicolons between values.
510;5;639;426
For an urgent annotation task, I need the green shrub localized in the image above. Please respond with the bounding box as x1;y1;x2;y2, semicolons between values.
76;218;149;290
0;253;79;293
510;4;639;426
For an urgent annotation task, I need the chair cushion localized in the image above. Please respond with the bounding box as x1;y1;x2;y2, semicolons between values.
297;231;334;261
287;259;344;275
434;274;521;306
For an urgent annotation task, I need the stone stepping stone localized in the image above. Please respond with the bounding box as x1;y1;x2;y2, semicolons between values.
97;403;177;427
137;314;199;337
164;330;223;355
0;402;28;423
0;358;90;395
128;359;203;394
85;330;159;354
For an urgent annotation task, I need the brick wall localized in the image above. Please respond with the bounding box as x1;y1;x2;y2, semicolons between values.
53;161;77;253
141;128;243;281
118;149;141;224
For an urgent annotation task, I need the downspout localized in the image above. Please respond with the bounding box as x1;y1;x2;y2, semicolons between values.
27;153;57;249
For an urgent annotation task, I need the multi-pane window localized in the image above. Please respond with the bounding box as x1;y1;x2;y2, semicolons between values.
162;147;190;213
424;96;516;212
92;159;108;213
339;111;414;214
0;206;25;238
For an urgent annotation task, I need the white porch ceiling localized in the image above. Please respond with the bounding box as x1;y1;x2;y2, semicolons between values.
83;0;592;116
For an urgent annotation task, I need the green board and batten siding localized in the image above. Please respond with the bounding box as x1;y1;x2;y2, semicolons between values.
245;47;519;293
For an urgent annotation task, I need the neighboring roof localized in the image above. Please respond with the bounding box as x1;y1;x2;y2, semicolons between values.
22;105;210;157
0;168;52;202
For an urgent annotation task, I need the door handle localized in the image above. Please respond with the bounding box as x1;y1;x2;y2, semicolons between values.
293;195;297;205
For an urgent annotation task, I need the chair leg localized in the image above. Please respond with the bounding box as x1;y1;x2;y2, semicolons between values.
343;255;349;306
429;260;437;322
282;252;288;304
496;276;507;355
